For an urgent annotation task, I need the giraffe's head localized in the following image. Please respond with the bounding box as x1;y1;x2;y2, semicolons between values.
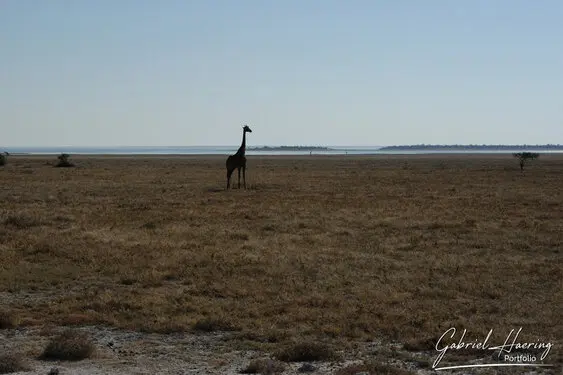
243;125;252;133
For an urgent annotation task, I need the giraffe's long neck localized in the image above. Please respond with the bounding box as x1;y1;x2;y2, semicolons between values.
236;130;246;155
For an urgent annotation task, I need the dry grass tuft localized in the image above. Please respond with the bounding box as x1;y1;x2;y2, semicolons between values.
192;317;238;332
274;341;337;362
403;337;439;352
0;310;20;329
240;358;286;374
140;221;157;230
334;361;412;375
3;214;42;229
40;330;95;361
0;353;30;374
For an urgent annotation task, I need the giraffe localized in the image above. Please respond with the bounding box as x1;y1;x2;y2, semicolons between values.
226;125;252;189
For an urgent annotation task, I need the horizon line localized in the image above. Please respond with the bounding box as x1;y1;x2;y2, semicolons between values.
2;143;562;149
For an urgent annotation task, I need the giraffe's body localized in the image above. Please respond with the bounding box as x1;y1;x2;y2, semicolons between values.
226;125;252;189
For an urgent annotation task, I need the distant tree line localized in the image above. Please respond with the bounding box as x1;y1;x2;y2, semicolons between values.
0;152;75;167
379;144;563;151
248;146;333;151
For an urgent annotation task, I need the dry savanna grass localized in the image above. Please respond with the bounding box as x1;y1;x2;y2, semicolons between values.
0;154;561;363
0;353;30;374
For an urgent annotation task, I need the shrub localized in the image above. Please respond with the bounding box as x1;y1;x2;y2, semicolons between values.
240;358;285;374
274;341;336;362
334;361;412;375
3;214;43;229
192;317;238;332
4;213;42;229
0;353;30;374
55;153;75;168
40;330;95;361
403;336;438;351
0;310;20;329
0;152;7;166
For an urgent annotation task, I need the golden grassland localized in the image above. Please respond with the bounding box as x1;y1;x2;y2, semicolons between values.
0;154;561;359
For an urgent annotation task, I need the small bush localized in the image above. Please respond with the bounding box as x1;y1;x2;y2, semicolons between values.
275;341;336;362
192;317;238;332
0;152;7;166
403;336;438;351
0;310;20;329
140;222;157;230
3;214;42;229
54;153;75;168
40;330;95;361
240;358;286;374
0;353;30;374
334;361;412;375
230;232;250;241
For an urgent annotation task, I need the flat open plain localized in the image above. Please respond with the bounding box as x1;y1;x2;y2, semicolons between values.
0;154;561;374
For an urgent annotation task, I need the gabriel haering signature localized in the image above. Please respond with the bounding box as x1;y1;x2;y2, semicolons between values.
433;327;555;371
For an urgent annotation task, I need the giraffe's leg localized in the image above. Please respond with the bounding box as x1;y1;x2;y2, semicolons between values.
237;167;241;189
227;169;234;189
243;166;246;188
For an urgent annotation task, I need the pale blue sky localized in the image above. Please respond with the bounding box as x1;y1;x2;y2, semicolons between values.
1;0;562;147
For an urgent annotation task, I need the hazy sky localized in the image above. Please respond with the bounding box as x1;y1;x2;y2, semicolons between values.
1;1;562;147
